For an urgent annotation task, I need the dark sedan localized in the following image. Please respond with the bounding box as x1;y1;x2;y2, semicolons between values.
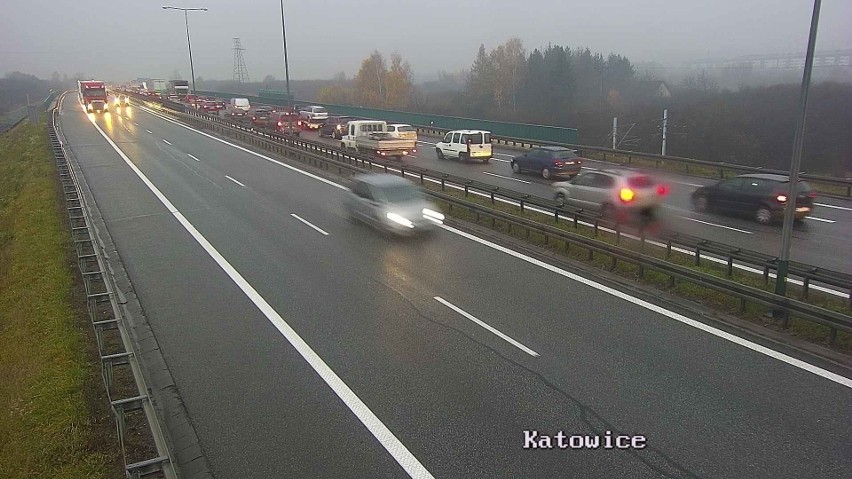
319;116;357;139
510;146;586;179
691;174;816;224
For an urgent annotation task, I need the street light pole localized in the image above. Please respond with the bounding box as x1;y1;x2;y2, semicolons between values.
279;0;292;107
162;6;208;93
775;0;821;307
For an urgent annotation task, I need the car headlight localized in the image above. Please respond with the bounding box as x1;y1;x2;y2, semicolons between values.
422;208;444;224
386;212;414;228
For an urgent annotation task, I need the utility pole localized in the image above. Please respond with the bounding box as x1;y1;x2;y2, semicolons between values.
661;109;668;156
279;0;291;107
162;6;207;93
775;0;821;309
612;117;618;149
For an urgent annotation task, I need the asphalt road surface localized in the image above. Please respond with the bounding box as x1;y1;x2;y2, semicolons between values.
299;126;852;274
59;97;852;478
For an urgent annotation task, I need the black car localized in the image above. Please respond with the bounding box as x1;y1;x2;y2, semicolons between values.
691;174;816;224
510;146;586;179
250;108;273;127
319;116;357;139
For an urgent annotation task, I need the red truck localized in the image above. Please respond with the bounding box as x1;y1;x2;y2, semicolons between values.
78;80;108;113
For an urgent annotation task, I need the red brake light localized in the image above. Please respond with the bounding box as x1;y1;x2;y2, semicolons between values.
656;184;669;196
553;160;563;167
619;188;636;203
808;191;817;198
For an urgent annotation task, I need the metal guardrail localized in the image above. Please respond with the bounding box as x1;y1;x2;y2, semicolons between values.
0;106;28;134
50;95;176;479
133;94;852;343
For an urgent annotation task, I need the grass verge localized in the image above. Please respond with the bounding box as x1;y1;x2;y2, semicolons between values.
0;119;120;478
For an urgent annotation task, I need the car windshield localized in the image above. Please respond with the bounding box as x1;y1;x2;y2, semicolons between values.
378;185;422;203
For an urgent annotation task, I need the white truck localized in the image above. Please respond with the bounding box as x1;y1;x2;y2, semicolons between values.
341;120;418;159
299;105;329;130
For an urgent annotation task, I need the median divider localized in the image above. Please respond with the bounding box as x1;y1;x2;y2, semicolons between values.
130;93;852;346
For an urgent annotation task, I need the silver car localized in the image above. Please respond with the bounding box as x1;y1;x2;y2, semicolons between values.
344;174;445;235
552;169;669;220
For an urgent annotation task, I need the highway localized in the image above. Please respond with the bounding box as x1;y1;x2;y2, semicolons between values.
301;128;852;273
60;97;852;478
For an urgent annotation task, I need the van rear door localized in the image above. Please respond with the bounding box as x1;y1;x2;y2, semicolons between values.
461;132;492;160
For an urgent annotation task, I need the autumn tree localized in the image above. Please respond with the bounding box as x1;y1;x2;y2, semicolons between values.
354;51;388;107
386;52;414;110
491;38;526;114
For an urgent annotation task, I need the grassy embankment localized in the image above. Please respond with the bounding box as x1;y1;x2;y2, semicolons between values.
0;120;118;478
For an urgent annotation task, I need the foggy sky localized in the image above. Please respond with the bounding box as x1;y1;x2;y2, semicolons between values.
1;0;850;82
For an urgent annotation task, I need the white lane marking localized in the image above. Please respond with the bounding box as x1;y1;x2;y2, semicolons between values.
79;103;435;479
290;213;329;236
187;154;200;162
680;217;754;234
225;175;246;187
482;171;531;184
491;158;510;163
123;125;131;133
805;216;836;223
163;139;172;145
138;105;849;300
145;129;152;134
438;224;852;389
133;122;139;126
815;202;852;211
434;297;540;357
137;105;346;191
675;181;704;187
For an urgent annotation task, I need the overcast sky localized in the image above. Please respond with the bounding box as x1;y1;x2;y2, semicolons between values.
1;0;850;82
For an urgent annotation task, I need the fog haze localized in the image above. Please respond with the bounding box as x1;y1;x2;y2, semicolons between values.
1;0;850;81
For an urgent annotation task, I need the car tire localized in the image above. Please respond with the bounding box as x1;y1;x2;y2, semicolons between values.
692;195;709;212
436;148;445;160
458;152;467;163
542;168;552;180
601;203;616;221
755;206;773;225
555;193;566;207
483;158;490;164
511;161;521;173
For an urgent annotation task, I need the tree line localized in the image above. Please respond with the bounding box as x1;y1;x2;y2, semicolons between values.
311;39;851;176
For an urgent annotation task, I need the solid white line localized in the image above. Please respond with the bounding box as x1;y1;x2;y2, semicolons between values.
434;297;539;357
187;154;200;162
162;139;172;145
133;122;139;126
145;129;152;134
481;171;531;184
290;213;329;236
805;216;836;223
674;181;704;187
815;202;852;211
137;105;347;191
225;175;246;187
680;217;754;234
77;100;435;479
438;224;852;389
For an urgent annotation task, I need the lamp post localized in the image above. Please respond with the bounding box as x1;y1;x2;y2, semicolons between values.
162;6;208;93
279;0;292;107
774;0;821;315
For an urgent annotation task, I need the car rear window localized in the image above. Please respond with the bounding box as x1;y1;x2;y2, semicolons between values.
398;125;415;132
462;133;490;144
314;107;327;114
553;150;579;159
627;176;655;188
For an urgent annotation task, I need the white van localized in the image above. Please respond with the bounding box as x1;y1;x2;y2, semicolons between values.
229;98;251;111
435;130;492;163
